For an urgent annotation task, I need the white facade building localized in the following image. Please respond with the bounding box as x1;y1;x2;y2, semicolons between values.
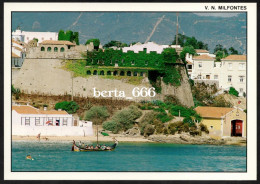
187;53;246;96
12;39;26;67
219;55;246;96
122;42;181;54
12;29;58;44
12;105;93;136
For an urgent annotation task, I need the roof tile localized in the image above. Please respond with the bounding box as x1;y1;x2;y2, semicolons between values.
193;55;214;60
222;55;246;61
41;40;75;46
195;106;234;118
12;105;68;115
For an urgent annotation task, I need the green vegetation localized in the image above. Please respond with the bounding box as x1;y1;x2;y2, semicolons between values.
180;46;196;63
214;44;240;61
11;85;21;100
58;30;79;45
85;106;110;125
55;101;79;114
103;105;142;133
172;34;208;50
229;87;239;97
103;40;128;48
85;38;100;50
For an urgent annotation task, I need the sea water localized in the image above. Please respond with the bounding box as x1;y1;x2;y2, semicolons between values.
12;141;246;172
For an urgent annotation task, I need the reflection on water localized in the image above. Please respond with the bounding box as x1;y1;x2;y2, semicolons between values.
12;141;246;172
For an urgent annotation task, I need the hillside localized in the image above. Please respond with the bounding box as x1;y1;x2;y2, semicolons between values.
12;12;246;53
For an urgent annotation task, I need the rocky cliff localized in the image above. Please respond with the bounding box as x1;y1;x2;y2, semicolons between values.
13;59;194;107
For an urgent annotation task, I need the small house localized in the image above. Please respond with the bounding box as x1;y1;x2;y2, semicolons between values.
195;106;246;138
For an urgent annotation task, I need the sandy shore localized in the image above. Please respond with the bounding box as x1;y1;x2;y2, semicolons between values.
12;135;152;142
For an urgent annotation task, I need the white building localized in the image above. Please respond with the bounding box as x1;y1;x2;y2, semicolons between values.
122;42;182;54
12;39;26;67
219;55;246;96
187;53;246;96
12;28;58;44
12;104;93;136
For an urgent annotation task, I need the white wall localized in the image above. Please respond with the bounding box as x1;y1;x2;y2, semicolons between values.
12;125;93;136
219;60;246;95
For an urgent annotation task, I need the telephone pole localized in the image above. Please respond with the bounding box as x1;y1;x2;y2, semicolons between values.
176;13;179;46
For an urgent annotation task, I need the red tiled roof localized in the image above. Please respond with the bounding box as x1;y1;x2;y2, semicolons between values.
195;49;209;53
41;40;75;46
222;55;246;61
195;106;234;118
12;105;68;115
193;55;214;60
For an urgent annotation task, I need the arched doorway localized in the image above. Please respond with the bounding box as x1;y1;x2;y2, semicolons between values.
231;119;243;137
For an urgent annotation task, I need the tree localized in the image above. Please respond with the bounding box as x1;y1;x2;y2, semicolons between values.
55;101;79;114
172;34;208;50
229;47;238;55
214;44;229;61
84;106;109;125
85;39;100;50
58;30;65;40
162;48;179;63
180;45;196;63
73;32;79;45
103;40;128;48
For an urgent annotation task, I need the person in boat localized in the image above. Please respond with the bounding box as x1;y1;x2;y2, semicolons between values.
78;141;82;147
81;142;85;149
101;144;106;150
111;137;118;149
26;155;32;160
90;145;94;150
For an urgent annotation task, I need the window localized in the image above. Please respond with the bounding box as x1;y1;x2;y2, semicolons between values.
145;61;148;65
140;72;144;77
100;70;104;75
35;117;41;126
60;47;65;52
63;118;68;126
93;70;97;75
133;71;138;76
228;63;232;69
206;75;210;79
187;65;192;69
239;76;244;83
107;71;111;75
228;75;232;82
127;71;131;76
47;47;51;52
54;47;58;52
143;48;147;52
214;63;216;67
86;70;91;75
214;75;218;80
198;62;202;68
239;63;245;70
25;118;30;126
131;61;135;65
239;88;243;93
120;71;125;76
41;47;45;51
210;126;214;129
197;75;201;79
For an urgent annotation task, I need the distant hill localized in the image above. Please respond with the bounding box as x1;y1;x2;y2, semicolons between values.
12;12;246;53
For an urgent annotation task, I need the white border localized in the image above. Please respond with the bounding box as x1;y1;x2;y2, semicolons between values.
4;2;257;180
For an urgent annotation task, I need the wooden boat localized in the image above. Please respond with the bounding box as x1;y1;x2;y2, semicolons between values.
72;142;117;152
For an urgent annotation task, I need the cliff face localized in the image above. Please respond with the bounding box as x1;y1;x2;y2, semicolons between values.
13;59;194;107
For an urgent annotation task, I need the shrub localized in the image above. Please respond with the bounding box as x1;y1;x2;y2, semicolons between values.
212;95;232;107
189;126;201;136
200;123;209;134
84;106;109;125
111;105;142;131
229;87;239;97
102;121;121;134
164;95;181;105
55;101;79;114
153;119;165;134
244;109;247;113
168;123;177;135
144;124;155;136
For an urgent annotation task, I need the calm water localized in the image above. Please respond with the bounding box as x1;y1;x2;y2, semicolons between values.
12;141;246;172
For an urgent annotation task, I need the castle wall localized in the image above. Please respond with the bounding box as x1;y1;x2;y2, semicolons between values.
13;59;194;107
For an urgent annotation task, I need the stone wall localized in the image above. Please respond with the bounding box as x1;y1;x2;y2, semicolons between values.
13;59;194;107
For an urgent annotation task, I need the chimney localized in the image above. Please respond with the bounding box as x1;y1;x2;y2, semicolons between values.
44;107;47;111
